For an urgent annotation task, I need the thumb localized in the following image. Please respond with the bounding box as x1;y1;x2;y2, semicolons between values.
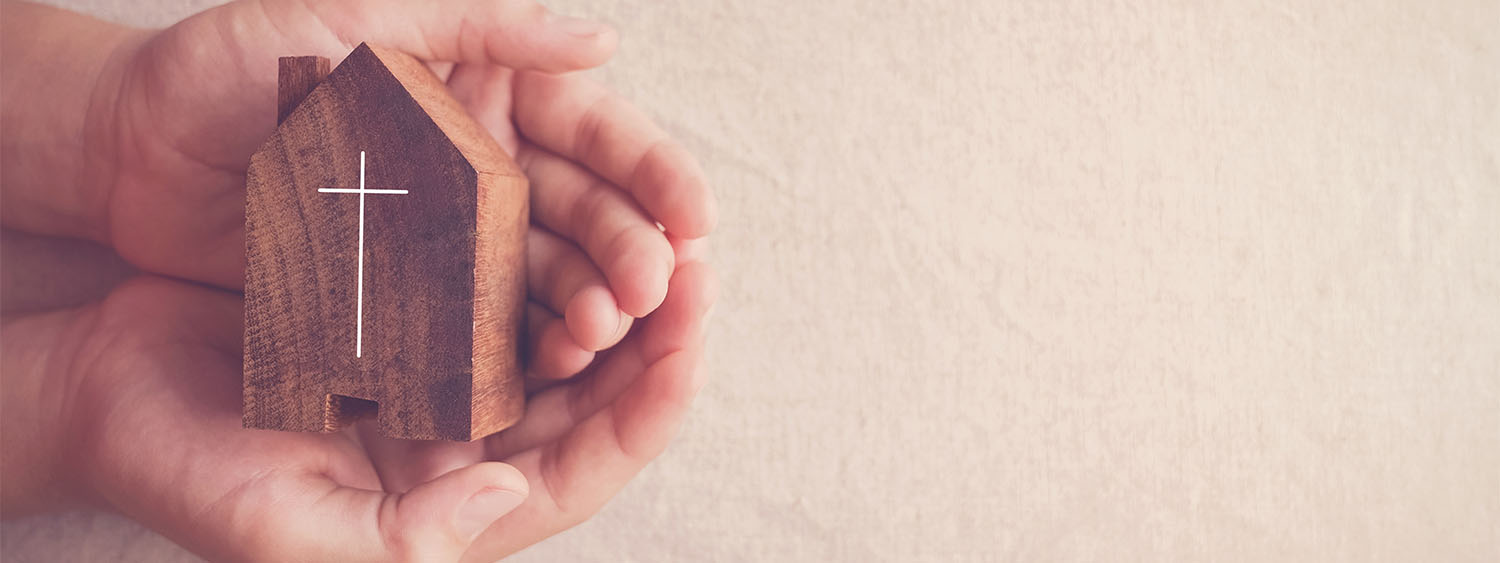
309;462;529;561
314;0;618;72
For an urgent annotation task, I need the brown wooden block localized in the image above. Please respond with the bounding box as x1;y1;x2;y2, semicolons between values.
244;43;526;441
277;56;329;124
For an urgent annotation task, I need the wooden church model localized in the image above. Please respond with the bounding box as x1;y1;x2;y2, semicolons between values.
243;43;527;441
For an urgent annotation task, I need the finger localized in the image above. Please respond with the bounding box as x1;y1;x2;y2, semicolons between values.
527;228;627;351
426;61;455;82
357;426;488;493
667;234;711;265
518;146;676;317
446;63;520;155
513;72;717;238
471;262;714;556
303;0;618;73
115;433;522;562
526;302;594;380
487;260;715;462
289;462;527;561
62;278;529;561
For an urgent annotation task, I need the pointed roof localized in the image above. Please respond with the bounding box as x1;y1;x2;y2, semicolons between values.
274;42;522;178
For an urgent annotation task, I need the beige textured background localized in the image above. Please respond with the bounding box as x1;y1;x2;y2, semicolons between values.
4;0;1499;561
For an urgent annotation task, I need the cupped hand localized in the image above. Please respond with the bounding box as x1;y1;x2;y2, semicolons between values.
98;0;714;355
7;0;717;560
30;256;710;561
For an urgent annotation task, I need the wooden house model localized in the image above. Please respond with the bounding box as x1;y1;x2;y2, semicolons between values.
243;43;527;441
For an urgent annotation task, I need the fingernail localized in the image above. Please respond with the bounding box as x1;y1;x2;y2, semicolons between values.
456;489;525;540
613;310;631;342
550;15;608;38
609;306;624;341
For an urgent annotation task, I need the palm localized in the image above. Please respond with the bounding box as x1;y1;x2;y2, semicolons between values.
74;261;708;560
70;278;385;557
59;0;716;559
105;1;529;289
107;0;701;339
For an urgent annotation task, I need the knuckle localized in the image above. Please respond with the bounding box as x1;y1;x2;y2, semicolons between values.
570;93;612;165
376;497;425;562
571;180;615;249
632;139;682;198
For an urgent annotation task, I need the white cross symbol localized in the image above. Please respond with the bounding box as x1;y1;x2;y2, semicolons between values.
318;151;408;358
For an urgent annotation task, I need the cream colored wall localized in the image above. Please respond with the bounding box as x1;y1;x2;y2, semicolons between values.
4;1;1497;561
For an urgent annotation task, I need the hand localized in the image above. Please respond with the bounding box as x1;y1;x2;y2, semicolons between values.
107;0;714;331
4;259;711;560
0;0;716;560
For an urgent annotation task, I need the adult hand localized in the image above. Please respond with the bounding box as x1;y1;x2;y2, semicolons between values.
1;0;716;560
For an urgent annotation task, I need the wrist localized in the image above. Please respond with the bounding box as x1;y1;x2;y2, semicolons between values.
0;2;147;241
0;306;101;516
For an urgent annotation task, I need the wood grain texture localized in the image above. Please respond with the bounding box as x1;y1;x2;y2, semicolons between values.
244;43;527;441
277;56;329;124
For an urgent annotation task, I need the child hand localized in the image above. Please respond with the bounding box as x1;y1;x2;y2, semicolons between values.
1;0;715;560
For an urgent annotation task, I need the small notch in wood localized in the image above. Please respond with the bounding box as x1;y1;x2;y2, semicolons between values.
322;393;378;431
